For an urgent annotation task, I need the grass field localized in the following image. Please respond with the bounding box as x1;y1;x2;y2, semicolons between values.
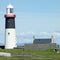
0;49;60;60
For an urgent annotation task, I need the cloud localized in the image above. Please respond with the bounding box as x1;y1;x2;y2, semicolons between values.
17;38;33;44
40;32;49;35
27;32;36;35
18;32;49;36
52;32;60;37
19;32;26;36
40;32;60;37
17;32;60;37
17;32;36;36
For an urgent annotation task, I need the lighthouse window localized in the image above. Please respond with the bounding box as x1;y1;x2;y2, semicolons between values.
10;8;13;13
8;32;10;35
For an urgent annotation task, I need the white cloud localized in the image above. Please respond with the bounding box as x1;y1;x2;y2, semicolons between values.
27;32;36;35
40;32;49;35
17;31;60;38
19;32;26;36
17;32;36;36
52;32;60;37
17;38;33;44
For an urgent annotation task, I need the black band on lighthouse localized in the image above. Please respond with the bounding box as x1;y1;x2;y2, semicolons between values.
5;17;15;28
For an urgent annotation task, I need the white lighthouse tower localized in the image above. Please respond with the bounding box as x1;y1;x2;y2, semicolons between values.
4;4;17;49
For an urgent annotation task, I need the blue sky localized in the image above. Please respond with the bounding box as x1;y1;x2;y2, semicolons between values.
0;0;60;45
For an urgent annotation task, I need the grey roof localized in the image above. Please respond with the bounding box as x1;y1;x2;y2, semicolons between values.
33;38;51;44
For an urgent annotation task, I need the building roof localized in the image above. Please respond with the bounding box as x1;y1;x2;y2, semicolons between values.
33;38;51;44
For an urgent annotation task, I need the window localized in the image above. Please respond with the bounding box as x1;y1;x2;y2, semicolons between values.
8;32;10;35
10;8;13;13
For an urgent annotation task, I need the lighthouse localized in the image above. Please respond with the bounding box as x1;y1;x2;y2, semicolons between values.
4;4;17;49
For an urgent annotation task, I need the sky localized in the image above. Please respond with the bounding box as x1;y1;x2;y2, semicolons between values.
0;0;60;45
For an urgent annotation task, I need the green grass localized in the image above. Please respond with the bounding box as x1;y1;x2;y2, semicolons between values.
0;49;23;53
0;49;60;60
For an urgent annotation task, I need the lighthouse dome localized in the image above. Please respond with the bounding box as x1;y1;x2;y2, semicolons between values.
7;4;13;8
6;4;14;14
